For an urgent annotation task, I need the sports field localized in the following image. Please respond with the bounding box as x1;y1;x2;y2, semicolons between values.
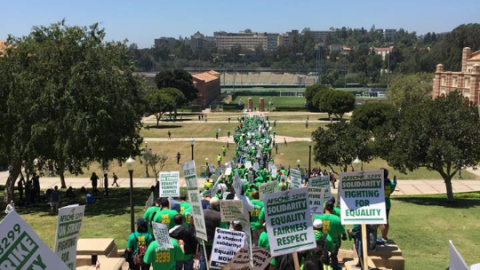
231;96;306;109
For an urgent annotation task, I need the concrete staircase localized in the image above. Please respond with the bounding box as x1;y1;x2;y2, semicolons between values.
76;238;125;270
342;239;405;270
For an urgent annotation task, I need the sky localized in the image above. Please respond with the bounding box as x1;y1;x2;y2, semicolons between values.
1;0;479;48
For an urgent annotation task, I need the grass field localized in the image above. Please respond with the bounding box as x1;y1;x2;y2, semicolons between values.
1;188;478;270
232;96;306;109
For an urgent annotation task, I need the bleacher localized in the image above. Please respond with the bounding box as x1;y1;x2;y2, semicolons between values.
221;72;318;86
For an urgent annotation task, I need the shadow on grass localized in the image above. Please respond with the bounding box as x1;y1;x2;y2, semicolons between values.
393;192;480;209
145;125;183;130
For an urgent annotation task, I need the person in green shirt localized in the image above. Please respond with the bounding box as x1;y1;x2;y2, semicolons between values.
204;178;213;191
153;197;179;230
216;154;222;166
178;195;191;226
143;237;184;270
126;218;154;270
143;198;161;235
313;202;345;270
249;191;264;245
222;146;226;156
258;229;276;269
380;168;397;241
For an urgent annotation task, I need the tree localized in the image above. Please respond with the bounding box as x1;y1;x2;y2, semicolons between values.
387;73;433;108
143;152;168;181
154;69;198;102
312;122;375;172
351;103;398;136
317;90;355;119
380;91;480;201
160;88;187;119
145;91;175;126
305;84;332;109
0;21;143;201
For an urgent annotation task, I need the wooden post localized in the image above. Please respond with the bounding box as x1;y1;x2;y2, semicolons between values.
202;240;210;270
361;224;368;270
293;252;300;270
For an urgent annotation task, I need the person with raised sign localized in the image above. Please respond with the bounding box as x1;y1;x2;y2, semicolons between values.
380;169;397;242
313;201;345;270
153;197;179;230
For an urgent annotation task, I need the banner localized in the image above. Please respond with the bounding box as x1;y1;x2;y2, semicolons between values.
152;222;173;249
220;200;247;222
228;247;272;270
159;171;180;197
290;168;302;189
263;188;316;256
210;228;246;269
54;204;85;269
233;171;245;197
339;170;387;225
309;175;331;201
182;161;207;241
308;187;325;214
259;181;279;200
449;240;469;270
0;211;69;270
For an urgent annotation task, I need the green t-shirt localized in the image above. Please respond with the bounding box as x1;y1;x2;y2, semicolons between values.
384;179;396;209
204;181;213;190
333;206;341;217
313;213;345;245
250;200;264;230
126;232;154;259
144;206;160;235
314;230;335;252
153;209;179;230
144;239;184;270
258;232;276;266
258;207;265;224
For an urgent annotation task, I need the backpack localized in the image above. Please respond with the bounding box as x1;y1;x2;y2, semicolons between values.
316;234;331;265
133;233;147;266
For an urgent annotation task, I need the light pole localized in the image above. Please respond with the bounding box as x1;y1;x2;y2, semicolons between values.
308;140;312;174
297;159;301;169
190;138;195;160
144;142;149;178
126;157;136;233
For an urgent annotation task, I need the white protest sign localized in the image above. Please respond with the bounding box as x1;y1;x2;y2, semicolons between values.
270;164;277;178
228;247;272;270
253;162;260;171
290;168;302;189
339;170;387;225
259;181;279;200
240;220;253;268
152;222;173;249
225;168;232;176
233;172;245;197
309;175;331;201
210;228;246;269
144;192;154;210
308;187;325;214
449;240;469;270
54;204;85;269
220;200;247;222
263;188;316;256
182;161;207;241
245;161;252;169
0;211;69;270
159;171;180;197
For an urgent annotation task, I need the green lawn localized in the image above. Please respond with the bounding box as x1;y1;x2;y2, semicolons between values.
232;96;306;109
2;188;478;270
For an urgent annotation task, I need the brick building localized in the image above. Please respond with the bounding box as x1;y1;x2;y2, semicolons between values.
432;47;480;105
192;70;221;109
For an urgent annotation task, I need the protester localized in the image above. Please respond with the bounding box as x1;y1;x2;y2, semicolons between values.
216;154;222;166
249;191;264;245
178;194;191;226
222;146;226;157
32;173;40;197
103;173;109;197
176;152;181;164
143;237;184;270
50;186;60;214
17;176;25;201
4;200;15;214
126;218;154;270
66;186;75;198
380;168;397;242
201;197;228;270
90;172;99;195
168;130;172;139
112;172;119;187
169;214;198;270
201;192;211;209
153;197;179;230
144;198;161;235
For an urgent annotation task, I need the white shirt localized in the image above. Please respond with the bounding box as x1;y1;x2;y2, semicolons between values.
5;204;15;214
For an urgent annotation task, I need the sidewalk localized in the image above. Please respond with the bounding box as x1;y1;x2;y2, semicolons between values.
1;171;479;196
144;135;310;143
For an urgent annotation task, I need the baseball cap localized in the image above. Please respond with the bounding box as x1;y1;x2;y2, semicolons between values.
313;219;323;230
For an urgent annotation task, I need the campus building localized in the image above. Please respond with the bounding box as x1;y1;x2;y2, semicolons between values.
192;70;221;109
373;46;394;61
0;40;7;57
190;32;215;53
277;30;299;47
308;30;333;42
432;47;480;105
214;31;268;51
154;37;178;49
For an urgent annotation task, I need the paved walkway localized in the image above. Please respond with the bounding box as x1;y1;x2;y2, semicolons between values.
144;135;310;143
1;171;479;196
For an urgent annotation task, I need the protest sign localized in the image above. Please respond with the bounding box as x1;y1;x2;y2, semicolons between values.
245;161;252;169
182;161;207;241
339;170;386;225
54;204;85;269
144;192;154;210
240;221;253;268
263;188;316;257
220;200;247;222
225;167;232;176
215;167;224;178
152;222;173;249
253;162;260;171
233;172;245;197
449;240;469;270
308;175;331;201
159;171;180;197
308;187;325;214
210;228;246;269
0;211;69;270
270;164;277;178
259;181;279;200
290;168;302;189
228;247;272;270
